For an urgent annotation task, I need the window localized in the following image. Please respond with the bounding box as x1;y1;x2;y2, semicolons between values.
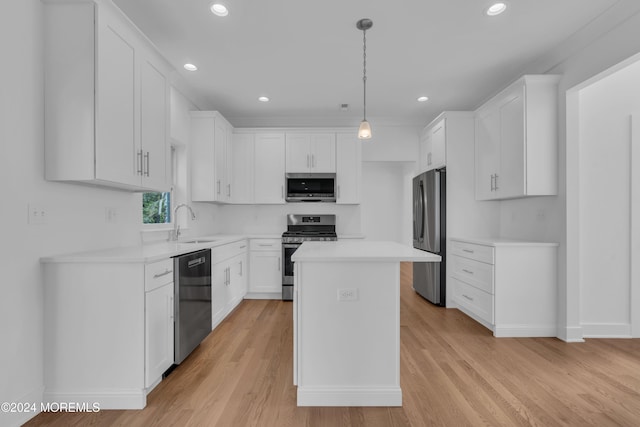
142;146;177;225
142;192;171;224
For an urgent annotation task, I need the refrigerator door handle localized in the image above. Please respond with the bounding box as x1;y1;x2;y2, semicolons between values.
420;180;427;244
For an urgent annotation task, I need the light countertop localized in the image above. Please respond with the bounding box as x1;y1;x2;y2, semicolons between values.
291;240;441;263
41;234;260;264
449;237;559;247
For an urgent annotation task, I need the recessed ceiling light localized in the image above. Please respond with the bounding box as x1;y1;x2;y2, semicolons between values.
210;3;229;17
417;96;429;102
258;96;270;102
183;63;198;71
486;2;507;16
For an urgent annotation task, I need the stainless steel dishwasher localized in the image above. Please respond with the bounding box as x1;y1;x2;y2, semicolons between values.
174;249;212;364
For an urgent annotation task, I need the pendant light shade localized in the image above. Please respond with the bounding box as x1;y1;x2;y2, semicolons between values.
357;18;373;140
358;120;372;139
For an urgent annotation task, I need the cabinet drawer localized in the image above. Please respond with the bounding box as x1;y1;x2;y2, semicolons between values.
450;240;494;264
453;277;494;324
211;240;248;264
250;239;282;251
145;258;174;291
451;255;494;294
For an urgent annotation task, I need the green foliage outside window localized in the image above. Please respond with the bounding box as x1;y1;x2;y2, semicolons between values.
143;192;171;224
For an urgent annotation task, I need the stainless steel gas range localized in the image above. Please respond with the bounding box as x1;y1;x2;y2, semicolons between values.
281;214;337;300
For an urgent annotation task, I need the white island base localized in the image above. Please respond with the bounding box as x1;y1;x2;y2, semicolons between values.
292;241;440;407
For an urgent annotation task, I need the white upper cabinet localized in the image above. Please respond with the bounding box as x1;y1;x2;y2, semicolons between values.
420;118;446;172
190;111;233;203
335;133;362;204
254;133;286;204
285;133;336;173
43;0;170;192
230;133;255;204
474;75;560;200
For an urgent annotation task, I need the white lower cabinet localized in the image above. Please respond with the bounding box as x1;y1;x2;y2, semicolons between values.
144;281;174;388
449;238;558;337
247;238;282;299
43;256;177;410
211;240;248;329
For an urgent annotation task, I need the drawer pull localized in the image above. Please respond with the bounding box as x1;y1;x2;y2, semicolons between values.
240;245;247;249
462;249;474;253
462;294;474;302
462;269;474;275
258;243;273;247
153;269;173;279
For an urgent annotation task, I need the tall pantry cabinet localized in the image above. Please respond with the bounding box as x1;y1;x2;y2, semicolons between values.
43;0;171;192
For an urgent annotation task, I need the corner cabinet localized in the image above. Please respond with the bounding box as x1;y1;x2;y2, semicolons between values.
285;133;336;173
254;133;286;204
43;0;170;192
191;111;234;203
449;238;558;337
475;75;560;200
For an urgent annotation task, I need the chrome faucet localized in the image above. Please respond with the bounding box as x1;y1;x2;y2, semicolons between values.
170;204;196;241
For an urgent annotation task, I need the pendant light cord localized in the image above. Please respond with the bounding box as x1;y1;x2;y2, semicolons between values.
362;28;367;120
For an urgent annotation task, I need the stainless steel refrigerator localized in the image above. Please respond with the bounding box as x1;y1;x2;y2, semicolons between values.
412;169;446;306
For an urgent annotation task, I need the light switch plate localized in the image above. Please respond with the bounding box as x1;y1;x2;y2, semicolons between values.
28;204;47;224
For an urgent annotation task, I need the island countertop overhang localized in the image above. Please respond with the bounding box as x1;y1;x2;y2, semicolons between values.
291;241;441;263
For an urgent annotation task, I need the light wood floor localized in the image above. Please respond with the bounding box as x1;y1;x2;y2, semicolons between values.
26;263;640;426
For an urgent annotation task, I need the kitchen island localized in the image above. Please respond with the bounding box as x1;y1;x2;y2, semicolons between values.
291;240;441;407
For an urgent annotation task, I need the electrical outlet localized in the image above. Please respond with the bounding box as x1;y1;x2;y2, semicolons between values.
105;207;118;224
28;204;47;224
337;288;358;302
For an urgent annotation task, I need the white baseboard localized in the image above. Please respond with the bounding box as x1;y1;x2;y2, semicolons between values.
493;325;557;338
556;326;585;342
243;292;281;300
297;386;402;407
43;389;146;410
2;386;44;427
582;322;632;338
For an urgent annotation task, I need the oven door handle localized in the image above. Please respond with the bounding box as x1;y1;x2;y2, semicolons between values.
283;243;302;249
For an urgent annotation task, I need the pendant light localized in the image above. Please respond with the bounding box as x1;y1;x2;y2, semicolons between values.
357;18;373;140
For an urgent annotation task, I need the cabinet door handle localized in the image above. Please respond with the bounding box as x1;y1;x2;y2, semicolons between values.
307;154;310;168
462;249;474;254
490;174;495;191
239;261;243;276
217;180;221;194
144;152;150;177
278;257;281;271
169;295;174;320
153;269;173;278
494;174;499;191
462;269;474;275
312;154;315;168
137;150;143;175
227;184;231;197
281;185;284;199
462;294;474;302
337;185;341;198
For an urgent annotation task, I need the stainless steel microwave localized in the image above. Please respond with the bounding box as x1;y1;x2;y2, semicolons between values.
285;173;336;202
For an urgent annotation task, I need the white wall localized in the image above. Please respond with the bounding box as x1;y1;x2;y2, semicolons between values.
361;162;414;244
577;59;640;336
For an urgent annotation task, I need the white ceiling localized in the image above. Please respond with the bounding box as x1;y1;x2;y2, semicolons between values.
112;0;638;127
